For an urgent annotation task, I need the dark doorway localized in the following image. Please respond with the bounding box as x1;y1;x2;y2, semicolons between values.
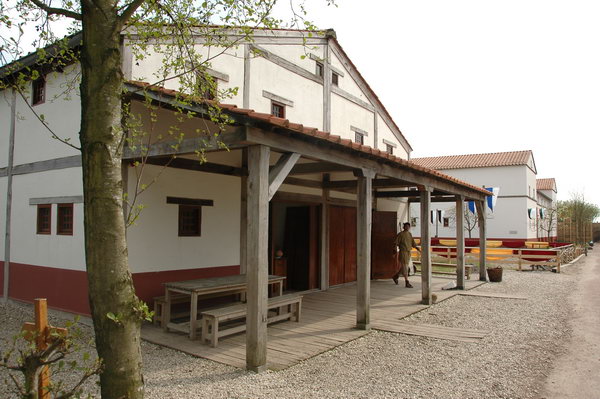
272;204;320;291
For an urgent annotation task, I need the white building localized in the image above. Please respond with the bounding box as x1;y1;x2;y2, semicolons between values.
0;27;488;342
409;150;556;242
536;178;558;240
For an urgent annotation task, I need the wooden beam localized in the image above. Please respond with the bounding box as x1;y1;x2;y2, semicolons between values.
476;201;487;281
122;129;246;159
456;195;465;289
408;196;472;203
281;177;323;189
420;188;432;305
320;174;330;290
244;126;487;201
289;162;354;175
331;86;375;112
272;191;355;207
245;145;270;372
144;157;245;177
375;190;447;198
356;169;374;330
268;152;300;201
326;178;411;190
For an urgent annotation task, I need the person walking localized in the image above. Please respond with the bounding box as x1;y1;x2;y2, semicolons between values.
393;222;421;288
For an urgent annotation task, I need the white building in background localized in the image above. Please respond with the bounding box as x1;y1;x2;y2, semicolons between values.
536;178;558;240
409;150;557;242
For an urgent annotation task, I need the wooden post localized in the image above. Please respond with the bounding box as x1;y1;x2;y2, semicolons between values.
476;201;487;281
245;145;270;372
21;299;67;399
518;249;522;271
3;89;16;302
240;149;248;274
455;196;465;289
420;188;432;305
355;169;374;330
320;173;330;290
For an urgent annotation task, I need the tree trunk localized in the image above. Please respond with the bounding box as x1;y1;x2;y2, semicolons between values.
79;4;144;398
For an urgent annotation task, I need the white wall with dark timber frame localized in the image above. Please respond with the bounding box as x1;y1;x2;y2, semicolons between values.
10;168;85;270
10;65;81;165
249;56;323;129
330;95;375;147
377;114;408;158
0;92;12;168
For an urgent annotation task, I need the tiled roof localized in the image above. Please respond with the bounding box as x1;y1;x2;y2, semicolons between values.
537;178;556;192
411;150;533;170
125;81;489;197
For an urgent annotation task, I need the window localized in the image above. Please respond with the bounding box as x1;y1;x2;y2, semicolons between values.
57;203;74;235
354;131;364;145
32;74;46;105
410;217;418;227
178;205;202;236
37;204;51;234
443;217;450;227
316;62;323;78
331;72;339;86
271;101;285;118
386;143;394;155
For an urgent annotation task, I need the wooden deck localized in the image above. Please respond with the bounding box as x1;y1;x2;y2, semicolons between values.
142;276;485;370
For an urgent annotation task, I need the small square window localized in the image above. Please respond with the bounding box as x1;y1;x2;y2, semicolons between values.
271;101;285;118
354;131;364;145
37;204;51;234
32;74;46;105
316;62;323;78
179;205;201;236
57;203;74;235
331;72;339;86
386;143;394;155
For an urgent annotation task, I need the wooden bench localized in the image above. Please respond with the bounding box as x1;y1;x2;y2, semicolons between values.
201;294;302;348
414;261;475;279
153;293;191;326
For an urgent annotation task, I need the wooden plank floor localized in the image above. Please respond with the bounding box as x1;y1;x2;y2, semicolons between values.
141;276;484;370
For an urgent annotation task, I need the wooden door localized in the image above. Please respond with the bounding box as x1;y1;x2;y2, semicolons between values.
283;207;310;290
329;205;357;286
328;206;346;286
371;211;398;279
343;207;357;283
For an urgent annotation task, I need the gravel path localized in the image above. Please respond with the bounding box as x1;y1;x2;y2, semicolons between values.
0;263;581;399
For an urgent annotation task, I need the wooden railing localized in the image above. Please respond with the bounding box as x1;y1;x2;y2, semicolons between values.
411;244;583;274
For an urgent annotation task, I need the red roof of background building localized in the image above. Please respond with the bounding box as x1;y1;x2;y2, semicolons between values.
411;150;533;170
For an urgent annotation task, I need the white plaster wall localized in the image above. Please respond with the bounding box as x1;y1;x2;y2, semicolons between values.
126;164;241;273
330;94;375;146
10;168;85;269
409;196;533;240
12;65;82;165
248;56;323;129
526;166;538;201
330;52;368;101
377;114;408;159
0;89;14;168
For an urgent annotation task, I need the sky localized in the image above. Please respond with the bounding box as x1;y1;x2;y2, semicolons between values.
291;0;600;207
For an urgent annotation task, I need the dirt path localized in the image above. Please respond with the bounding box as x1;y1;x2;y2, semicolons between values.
542;248;600;398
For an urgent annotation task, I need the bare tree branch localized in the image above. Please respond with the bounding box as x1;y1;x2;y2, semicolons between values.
28;0;83;21
117;0;146;28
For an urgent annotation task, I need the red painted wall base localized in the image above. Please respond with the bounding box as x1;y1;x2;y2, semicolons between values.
2;262;240;315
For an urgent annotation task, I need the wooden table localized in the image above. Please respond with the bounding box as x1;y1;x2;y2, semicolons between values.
162;274;286;339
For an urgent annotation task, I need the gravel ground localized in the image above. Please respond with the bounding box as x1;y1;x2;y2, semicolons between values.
0;264;579;399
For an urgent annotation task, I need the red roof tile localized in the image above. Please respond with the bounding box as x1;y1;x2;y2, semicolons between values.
411;151;533;170
536;178;556;192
